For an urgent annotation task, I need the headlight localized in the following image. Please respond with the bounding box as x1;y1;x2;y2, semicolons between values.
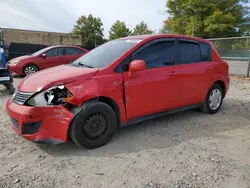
11;60;20;65
26;85;73;106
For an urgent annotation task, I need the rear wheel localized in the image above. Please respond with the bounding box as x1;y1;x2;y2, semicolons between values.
70;102;117;149
201;83;223;114
23;64;38;76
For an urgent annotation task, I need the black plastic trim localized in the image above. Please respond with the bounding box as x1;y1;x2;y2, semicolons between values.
22;122;41;134
120;104;202;127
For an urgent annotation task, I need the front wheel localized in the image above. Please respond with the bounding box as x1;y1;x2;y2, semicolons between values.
201;83;223;114
70;102;117;149
23;64;38;76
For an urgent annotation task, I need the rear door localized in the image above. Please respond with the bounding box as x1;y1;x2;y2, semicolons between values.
123;38;182;120
63;47;85;64
176;39;213;106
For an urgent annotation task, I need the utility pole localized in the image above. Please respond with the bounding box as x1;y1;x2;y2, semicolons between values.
192;23;194;36
247;50;250;77
190;14;195;36
0;28;6;68
94;32;97;48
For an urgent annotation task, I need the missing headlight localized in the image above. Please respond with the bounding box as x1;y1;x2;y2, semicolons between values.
26;85;73;106
44;86;68;105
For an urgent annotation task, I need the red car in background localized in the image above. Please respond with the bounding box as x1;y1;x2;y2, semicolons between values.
7;45;89;76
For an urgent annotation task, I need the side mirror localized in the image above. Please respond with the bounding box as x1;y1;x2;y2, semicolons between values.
41;53;47;58
129;60;146;72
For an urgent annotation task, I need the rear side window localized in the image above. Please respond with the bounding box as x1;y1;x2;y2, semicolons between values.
133;41;175;69
46;48;63;57
179;42;201;64
64;47;82;55
200;43;212;61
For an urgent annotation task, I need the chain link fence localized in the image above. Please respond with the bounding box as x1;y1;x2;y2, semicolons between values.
208;36;250;77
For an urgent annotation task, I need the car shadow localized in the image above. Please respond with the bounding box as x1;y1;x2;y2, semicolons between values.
37;97;250;157
0;86;12;97
13;75;24;79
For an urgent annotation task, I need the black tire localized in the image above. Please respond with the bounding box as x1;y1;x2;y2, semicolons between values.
70;101;117;149
8;84;15;94
201;83;223;114
4;83;15;94
23;64;39;76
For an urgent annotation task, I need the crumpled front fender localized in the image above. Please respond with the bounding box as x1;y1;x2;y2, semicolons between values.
64;75;127;123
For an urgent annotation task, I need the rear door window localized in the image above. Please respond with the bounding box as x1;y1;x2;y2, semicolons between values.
178;41;201;64
46;48;63;57
64;47;83;55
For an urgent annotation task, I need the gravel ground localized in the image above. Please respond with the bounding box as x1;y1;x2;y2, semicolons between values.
1;75;250;188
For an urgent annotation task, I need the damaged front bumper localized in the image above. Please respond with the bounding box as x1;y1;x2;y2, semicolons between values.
5;97;74;144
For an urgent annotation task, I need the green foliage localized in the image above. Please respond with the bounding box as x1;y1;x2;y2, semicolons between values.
211;38;250;50
72;14;104;46
131;21;153;35
239;21;250;36
162;0;250;38
109;21;132;40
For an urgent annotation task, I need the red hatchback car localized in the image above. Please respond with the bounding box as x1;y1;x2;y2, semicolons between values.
6;34;229;149
7;45;88;76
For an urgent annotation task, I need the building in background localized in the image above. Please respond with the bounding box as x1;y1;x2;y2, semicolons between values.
3;28;81;46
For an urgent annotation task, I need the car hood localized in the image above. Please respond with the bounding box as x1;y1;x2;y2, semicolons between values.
9;55;33;62
17;65;99;92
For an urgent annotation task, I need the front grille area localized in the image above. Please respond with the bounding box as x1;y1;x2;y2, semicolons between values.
11;118;19;130
13;91;33;105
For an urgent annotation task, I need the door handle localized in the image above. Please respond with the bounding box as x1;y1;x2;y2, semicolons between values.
206;66;212;70
170;71;177;76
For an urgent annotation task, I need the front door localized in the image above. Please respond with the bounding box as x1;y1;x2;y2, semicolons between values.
39;47;64;69
123;38;182;120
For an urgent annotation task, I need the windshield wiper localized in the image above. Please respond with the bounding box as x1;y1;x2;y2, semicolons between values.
78;62;94;68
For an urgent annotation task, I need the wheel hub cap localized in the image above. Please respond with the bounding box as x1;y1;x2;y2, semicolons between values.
25;67;36;75
209;89;222;110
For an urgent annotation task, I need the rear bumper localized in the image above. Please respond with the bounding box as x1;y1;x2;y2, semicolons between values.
5;97;74;144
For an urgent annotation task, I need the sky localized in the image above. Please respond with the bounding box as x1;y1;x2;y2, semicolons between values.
0;0;168;38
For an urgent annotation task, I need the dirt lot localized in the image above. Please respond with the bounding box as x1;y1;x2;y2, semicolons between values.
0;75;250;188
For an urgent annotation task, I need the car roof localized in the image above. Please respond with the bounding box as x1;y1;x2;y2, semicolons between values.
49;45;82;48
120;34;210;45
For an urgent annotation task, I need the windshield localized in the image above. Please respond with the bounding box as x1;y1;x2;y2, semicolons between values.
71;39;141;68
32;46;53;56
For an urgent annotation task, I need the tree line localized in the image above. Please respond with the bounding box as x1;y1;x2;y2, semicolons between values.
72;0;250;46
72;15;153;46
